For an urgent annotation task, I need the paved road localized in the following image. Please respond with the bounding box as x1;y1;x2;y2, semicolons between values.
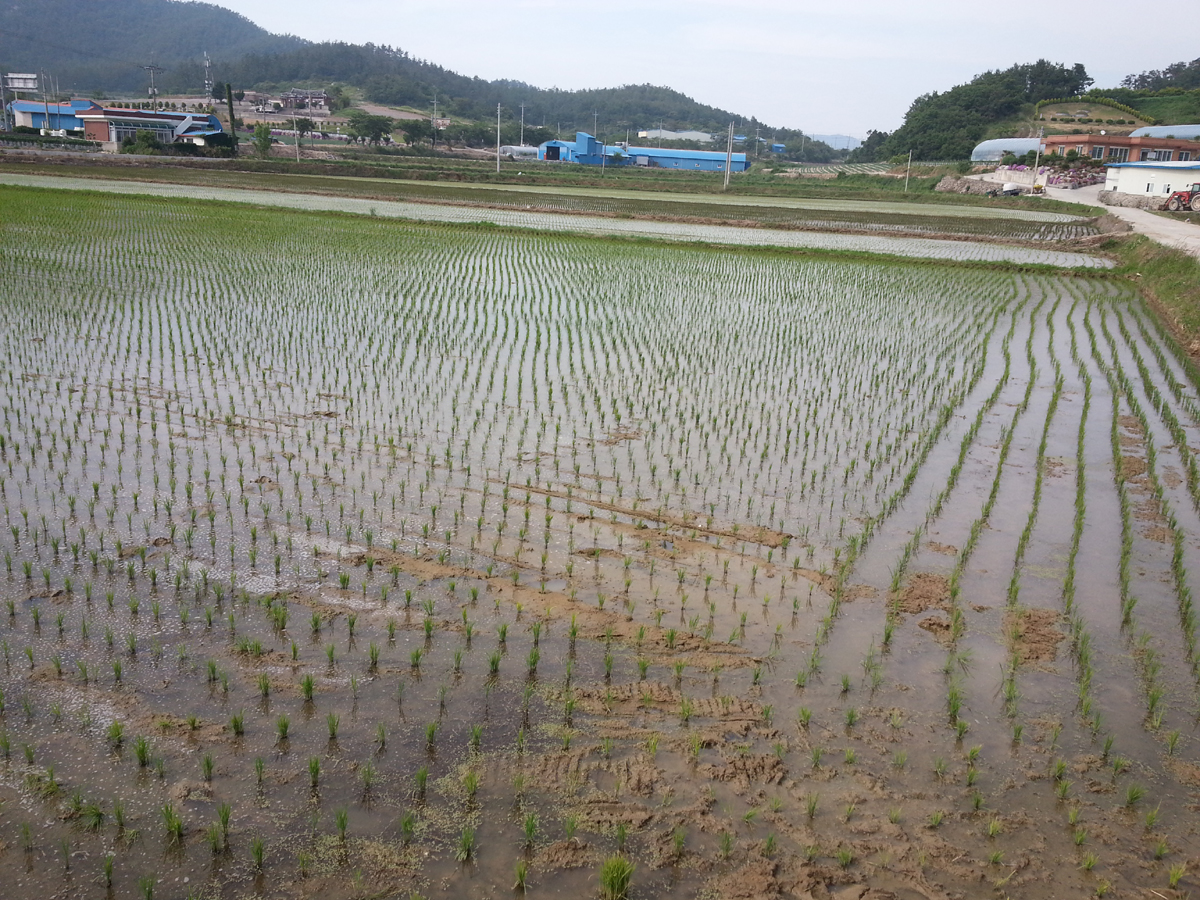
977;173;1200;259
1049;183;1200;259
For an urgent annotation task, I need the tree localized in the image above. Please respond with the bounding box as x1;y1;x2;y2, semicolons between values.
397;118;433;146
120;129;165;155
1121;58;1200;91
846;130;889;163
294;117;315;142
346;110;396;144
223;83;239;150
252;121;272;159
326;85;351;111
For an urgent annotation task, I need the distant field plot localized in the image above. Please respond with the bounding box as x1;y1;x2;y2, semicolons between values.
0;174;1111;267
1;188;1198;900
0;165;1099;241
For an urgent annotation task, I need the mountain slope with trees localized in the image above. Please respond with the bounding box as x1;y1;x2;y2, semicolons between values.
851;60;1092;161
1;0;837;154
0;0;304;93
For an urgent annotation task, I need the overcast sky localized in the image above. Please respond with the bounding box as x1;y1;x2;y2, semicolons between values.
219;0;1200;137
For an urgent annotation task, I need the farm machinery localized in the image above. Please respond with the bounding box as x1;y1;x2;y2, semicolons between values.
1166;183;1200;211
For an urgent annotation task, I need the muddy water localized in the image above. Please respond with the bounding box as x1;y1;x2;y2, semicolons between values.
0;187;1196;900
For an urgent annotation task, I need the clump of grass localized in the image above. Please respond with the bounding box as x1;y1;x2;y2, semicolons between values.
455;826;475;862
599;854;634;900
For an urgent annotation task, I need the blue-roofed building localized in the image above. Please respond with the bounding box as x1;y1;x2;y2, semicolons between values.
76;105;225;147
1103;160;1200;197
6;99;224;148
8;99;101;132
538;132;749;172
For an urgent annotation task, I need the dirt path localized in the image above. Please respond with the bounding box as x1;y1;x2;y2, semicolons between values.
356;103;428;121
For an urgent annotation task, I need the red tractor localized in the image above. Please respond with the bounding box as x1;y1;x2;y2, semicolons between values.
1166;183;1200;211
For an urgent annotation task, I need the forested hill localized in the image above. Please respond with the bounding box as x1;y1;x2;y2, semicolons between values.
851;61;1092;162
0;0;305;93
0;0;816;143
220;43;749;136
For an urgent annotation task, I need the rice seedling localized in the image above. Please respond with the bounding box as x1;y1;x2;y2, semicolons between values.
599;854;635;900
455;826;475;862
1124;784;1146;808
1169;863;1186;888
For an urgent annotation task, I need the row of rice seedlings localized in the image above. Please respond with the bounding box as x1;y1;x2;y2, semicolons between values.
807;301;1005;681
1115;312;1200;512
1062;306;1104;737
1088;307;1183;731
1128;303;1200;428
1099;313;1200;706
940;298;1046;734
874;301;1023;664
999;297;1065;722
1109;318;1200;685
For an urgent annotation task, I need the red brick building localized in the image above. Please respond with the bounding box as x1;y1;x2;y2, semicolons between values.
1041;133;1198;164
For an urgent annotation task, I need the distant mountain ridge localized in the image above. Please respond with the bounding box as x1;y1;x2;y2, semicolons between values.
0;0;305;92
0;0;842;155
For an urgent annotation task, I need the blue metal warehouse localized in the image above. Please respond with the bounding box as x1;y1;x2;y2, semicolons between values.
538;132;749;172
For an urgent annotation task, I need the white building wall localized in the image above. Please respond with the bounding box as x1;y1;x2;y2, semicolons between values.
1105;163;1200;196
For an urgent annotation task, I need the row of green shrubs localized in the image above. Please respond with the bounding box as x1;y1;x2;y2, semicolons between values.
1035;94;1154;124
1047;117;1135;125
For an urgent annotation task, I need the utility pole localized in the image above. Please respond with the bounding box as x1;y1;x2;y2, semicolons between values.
593;109;597;136
431;95;437;150
723;122;734;190
41;70;49;133
293;113;300;162
141;64;163;110
904;149;912;192
755;126;760;159
496;103;501;174
1031;126;1044;191
519;102;525;147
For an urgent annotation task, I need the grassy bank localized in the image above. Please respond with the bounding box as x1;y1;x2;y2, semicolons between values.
1112;233;1200;350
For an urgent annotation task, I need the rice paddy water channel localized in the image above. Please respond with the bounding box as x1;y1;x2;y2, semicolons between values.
0;182;1195;900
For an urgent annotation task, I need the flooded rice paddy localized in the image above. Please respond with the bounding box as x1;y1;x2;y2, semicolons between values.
0;165;1097;243
0;173;1111;269
0;185;1196;900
